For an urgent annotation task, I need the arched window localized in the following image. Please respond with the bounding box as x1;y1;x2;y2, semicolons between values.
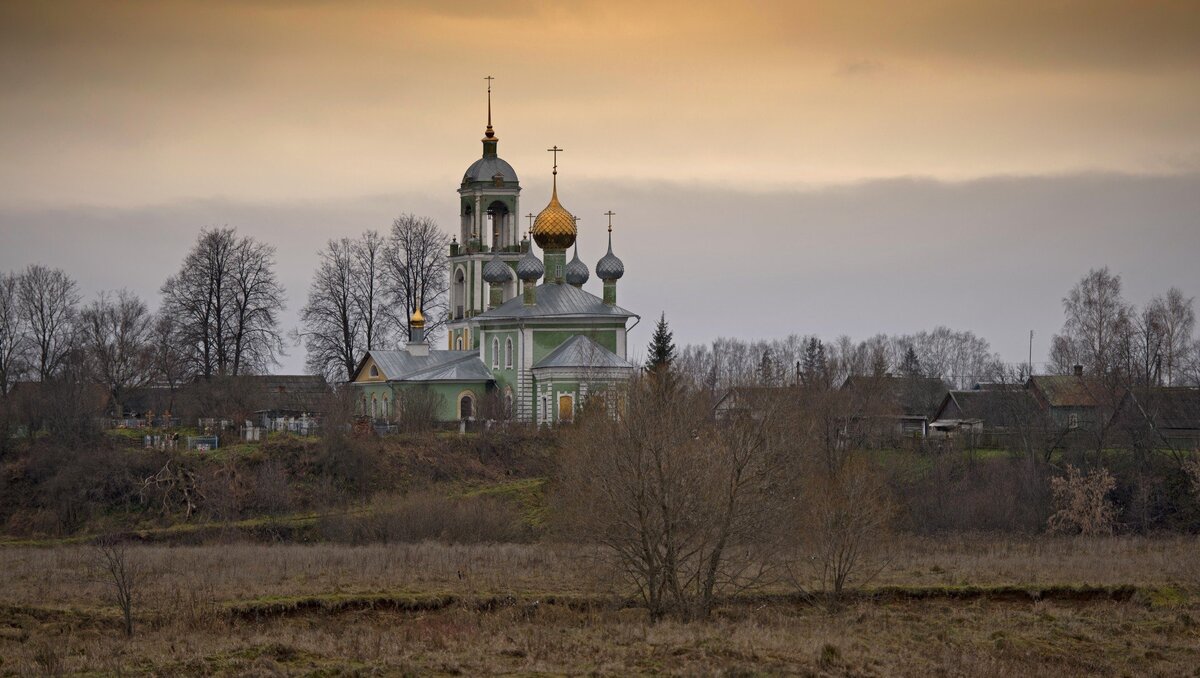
504;338;513;368
455;336;464;350
459;393;474;420
369;365;379;378
452;267;466;319
487;200;511;248
491;338;500;369
382;395;390;420
370;395;377;418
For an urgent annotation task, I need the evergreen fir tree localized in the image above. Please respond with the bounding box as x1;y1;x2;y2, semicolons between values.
900;345;922;378
645;312;676;373
801;337;828;388
758;349;777;385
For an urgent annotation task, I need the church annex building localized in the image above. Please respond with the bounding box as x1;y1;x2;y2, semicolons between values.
350;86;639;425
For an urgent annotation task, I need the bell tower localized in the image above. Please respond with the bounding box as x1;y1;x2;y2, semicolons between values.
447;77;524;349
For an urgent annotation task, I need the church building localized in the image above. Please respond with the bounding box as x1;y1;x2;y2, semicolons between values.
351;83;639;424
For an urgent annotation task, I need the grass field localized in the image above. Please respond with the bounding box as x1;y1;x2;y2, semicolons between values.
1;536;1198;675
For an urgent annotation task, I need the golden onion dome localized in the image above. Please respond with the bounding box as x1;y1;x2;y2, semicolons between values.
531;183;577;251
410;307;425;328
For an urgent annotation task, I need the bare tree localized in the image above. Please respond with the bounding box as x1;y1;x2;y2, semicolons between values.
226;235;285;375
385;214;449;343
18;264;80;381
87;538;145;638
790;456;893;607
151;311;189;403
161;227;236;378
555;378;786;620
161;227;284;377
300;232;393;382
1152;288;1195;385
907;327;1001;389
78;290;155;417
1127;303;1167;387
1050;267;1132;377
300;238;359;381
352;230;391;351
0;271;26;395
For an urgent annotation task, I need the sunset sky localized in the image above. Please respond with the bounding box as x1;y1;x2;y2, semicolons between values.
2;0;1199;373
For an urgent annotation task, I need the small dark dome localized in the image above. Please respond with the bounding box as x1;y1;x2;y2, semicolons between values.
482;252;513;284
515;248;544;281
565;248;590;286
596;238;624;281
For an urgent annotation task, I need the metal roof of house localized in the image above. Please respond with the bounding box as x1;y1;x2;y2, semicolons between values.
368;350;494;383
533;335;635;370
476;282;636;321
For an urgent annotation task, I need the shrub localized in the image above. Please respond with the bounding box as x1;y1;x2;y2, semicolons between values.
1047;465;1119;535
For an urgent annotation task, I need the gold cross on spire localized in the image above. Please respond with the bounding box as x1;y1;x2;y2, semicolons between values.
604;210;615;233
547;145;563;174
526;213;535;231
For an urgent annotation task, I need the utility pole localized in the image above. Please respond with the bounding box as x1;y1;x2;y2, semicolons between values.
1028;330;1034;378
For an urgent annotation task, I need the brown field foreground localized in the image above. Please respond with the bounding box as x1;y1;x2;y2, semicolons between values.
1;535;1198;676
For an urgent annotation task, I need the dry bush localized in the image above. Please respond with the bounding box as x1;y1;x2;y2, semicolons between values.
1047;465;1119;535
317;491;529;544
1185;458;1200;498
392;386;443;433
554;378;787;620
0;439;160;536
85;538;146;638
893;450;1050;533
791;456;893;605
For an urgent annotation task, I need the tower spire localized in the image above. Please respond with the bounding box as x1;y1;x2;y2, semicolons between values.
484;75;495;139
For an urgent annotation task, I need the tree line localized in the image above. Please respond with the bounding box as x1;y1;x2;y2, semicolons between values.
675;268;1199;394
0;214;449;425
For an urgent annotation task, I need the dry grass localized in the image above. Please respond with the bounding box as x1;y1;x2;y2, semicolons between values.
0;535;1198;675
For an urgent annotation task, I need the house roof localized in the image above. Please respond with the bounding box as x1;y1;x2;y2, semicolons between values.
934;389;1040;427
365;350;494;383
1027;375;1103;408
532;335;635;370
240;375;330;413
713;386;799;413
476;282;636;321
1119;387;1200;431
841;375;949;419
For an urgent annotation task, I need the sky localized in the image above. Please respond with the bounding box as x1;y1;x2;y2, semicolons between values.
1;0;1199;373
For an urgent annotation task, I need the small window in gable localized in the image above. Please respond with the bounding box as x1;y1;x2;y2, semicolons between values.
369;365;379;378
